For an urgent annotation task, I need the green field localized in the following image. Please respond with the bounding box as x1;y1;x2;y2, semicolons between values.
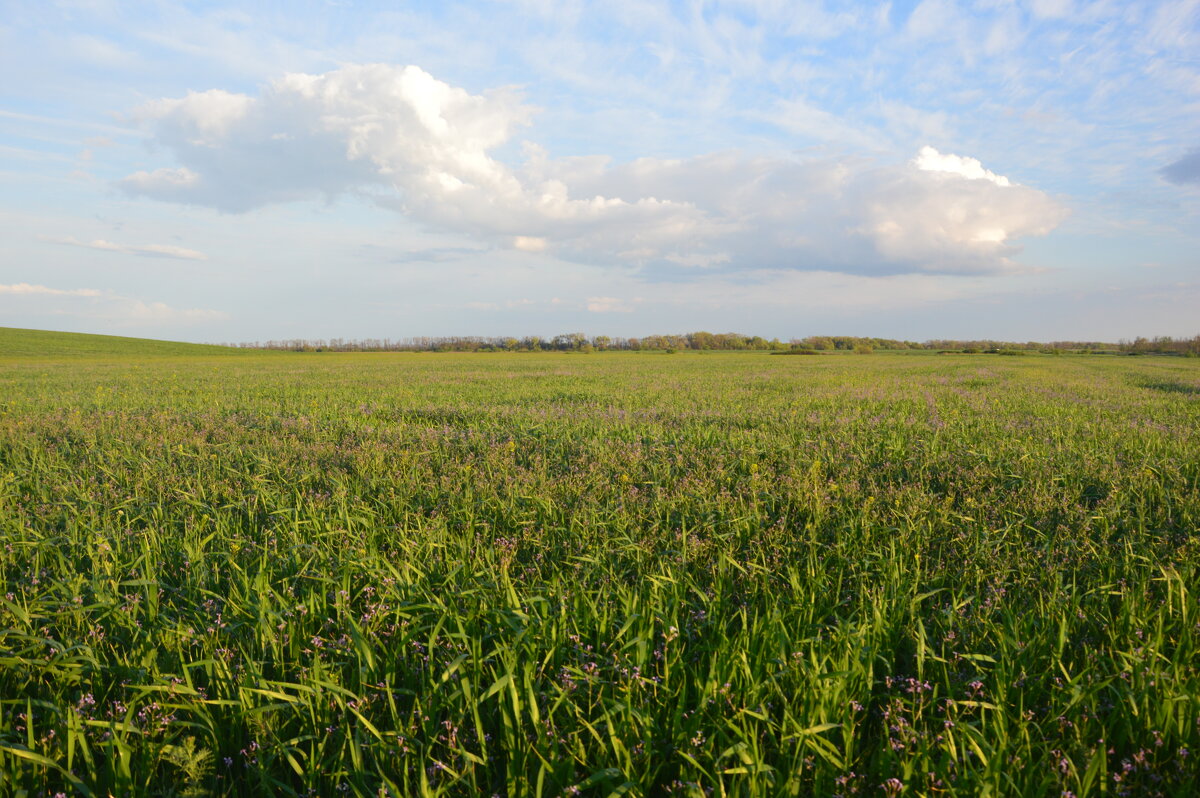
0;327;242;359
1;329;1198;796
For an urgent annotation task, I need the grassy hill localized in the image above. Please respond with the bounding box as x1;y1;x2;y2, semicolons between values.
0;326;240;358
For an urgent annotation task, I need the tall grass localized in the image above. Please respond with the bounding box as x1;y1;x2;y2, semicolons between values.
1;350;1197;796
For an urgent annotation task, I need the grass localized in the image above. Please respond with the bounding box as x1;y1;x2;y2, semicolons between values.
0;327;241;359
0;335;1197;796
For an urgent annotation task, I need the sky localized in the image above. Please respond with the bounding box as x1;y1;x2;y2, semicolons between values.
1;0;1197;343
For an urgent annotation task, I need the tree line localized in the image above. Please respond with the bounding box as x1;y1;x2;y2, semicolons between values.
1117;336;1200;355
217;333;1197;354
225;333;790;352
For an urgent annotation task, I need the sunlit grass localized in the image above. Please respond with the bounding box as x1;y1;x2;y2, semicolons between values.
0;326;241;359
1;347;1197;796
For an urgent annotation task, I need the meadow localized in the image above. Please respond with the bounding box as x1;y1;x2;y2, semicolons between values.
1;329;1198;796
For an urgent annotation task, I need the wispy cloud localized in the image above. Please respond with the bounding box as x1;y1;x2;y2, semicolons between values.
0;109;139;138
48;236;208;260
0;282;103;297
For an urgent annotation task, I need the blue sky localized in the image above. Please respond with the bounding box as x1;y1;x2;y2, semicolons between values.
1;0;1197;342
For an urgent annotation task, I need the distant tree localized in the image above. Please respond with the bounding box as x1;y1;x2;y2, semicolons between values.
234;330;1157;355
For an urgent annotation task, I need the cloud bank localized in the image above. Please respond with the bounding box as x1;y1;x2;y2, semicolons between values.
122;64;1067;276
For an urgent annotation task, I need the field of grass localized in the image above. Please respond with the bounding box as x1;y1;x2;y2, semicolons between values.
1;332;1198;796
0;327;240;359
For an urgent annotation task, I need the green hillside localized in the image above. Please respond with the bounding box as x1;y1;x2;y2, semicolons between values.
0;326;240;358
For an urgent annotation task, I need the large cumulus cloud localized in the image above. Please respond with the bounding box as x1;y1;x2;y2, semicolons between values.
122;63;1067;275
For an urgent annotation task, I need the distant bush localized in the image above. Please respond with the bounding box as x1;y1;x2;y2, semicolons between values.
854;344;873;354
1119;335;1200;356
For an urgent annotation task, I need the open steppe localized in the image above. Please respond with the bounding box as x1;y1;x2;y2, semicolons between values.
1;329;1197;796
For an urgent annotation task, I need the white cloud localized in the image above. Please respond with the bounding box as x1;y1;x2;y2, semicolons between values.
512;235;548;252
857;167;1062;267
139;89;253;145
122;64;1067;276
50;236;208;260
122;65;527;212
0;282;103;297
558;148;1064;274
913;145;1012;186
